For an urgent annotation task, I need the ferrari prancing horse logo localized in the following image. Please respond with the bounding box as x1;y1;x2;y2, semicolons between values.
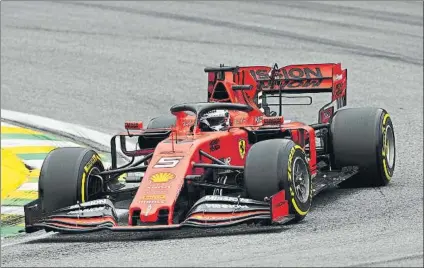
239;139;246;159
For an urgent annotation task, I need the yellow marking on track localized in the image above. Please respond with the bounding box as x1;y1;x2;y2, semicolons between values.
6;146;56;155
30;169;41;177
4;190;38;200
1;149;29;200
1;214;24;224
1;126;42;135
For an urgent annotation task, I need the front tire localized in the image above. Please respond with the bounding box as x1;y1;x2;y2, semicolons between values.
38;147;105;214
244;139;312;222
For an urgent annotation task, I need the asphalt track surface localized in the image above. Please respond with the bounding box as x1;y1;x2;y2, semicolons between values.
1;1;423;267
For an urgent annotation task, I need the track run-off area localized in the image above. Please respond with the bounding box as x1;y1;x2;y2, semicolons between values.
1;1;423;267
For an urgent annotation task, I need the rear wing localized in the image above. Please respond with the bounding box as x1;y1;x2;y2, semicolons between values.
205;63;348;123
204;63;347;103
249;63;347;102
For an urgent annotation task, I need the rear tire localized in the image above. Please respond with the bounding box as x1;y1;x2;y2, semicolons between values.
244;139;312;222
330;107;395;187
38;147;105;214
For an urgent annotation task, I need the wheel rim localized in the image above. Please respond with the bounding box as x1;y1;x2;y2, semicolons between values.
292;157;310;203
86;166;102;200
385;125;395;169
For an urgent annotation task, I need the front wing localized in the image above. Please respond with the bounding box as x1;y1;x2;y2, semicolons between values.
24;190;293;234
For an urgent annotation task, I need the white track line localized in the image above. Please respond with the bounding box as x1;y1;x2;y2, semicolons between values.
22;160;45;169
1;109;129;150
1;139;81;148
17;183;38;191
1;121;16;127
1;206;24;215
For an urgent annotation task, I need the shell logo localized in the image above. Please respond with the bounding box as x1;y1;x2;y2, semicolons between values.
150;172;175;183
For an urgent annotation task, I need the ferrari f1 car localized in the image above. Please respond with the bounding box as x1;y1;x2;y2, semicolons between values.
24;63;396;234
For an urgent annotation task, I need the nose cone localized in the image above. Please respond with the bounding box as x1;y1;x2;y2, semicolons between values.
127;131;197;225
128;131;213;225
129;170;183;224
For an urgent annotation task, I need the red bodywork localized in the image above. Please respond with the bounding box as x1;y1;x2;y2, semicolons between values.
25;63;347;233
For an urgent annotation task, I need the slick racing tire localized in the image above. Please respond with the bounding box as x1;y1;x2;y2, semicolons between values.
147;115;176;129
330;107;395;187
244;139;312;222
38;147;105;214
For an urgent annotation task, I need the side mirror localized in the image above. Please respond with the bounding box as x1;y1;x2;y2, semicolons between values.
125;121;144;130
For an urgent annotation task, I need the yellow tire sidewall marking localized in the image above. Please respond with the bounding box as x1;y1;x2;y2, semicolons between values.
381;113;392;181
81;154;101;203
287;145;309;216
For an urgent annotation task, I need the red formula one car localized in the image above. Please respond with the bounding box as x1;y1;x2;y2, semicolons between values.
24;63;396;234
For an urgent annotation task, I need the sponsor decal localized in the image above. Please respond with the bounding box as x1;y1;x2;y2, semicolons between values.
250;67;326;90
141;194;166;200
68;199;108;210
319;106;334;124
235;117;247;124
84;154;100;172
204;203;249;209
204;195;250;203
255;116;263;124
82;154;101;202
250;67;324;81
238;139;246;159
67;207;104;214
147;185;171;190
191;215;223;220
209;139;220;152
153;157;183;168
137;200;165;204
334;83;344;97
150;172;175;183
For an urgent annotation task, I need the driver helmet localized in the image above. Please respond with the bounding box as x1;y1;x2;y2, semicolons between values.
199;109;230;131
